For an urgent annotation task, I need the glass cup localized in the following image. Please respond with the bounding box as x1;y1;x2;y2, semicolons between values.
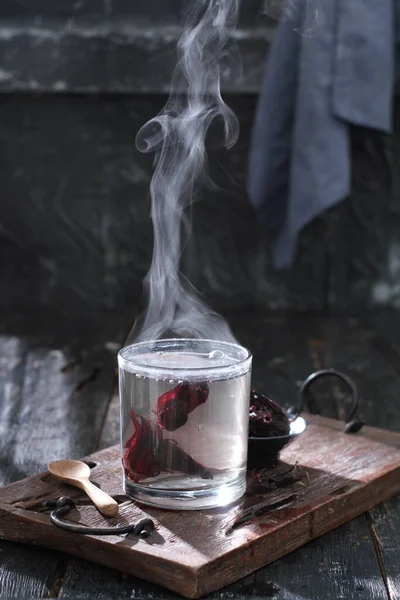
118;338;252;510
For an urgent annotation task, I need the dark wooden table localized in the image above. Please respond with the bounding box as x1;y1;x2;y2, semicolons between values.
1;307;400;600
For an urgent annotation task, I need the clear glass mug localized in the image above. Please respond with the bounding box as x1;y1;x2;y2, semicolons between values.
118;338;252;510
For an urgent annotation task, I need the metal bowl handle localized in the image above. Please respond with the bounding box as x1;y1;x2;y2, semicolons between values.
291;368;364;434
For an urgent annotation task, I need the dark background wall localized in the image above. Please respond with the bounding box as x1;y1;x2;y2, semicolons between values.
0;1;399;315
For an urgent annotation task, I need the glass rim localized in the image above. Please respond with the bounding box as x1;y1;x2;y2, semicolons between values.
117;337;252;375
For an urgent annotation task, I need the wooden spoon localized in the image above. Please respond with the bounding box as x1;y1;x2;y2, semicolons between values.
48;459;119;517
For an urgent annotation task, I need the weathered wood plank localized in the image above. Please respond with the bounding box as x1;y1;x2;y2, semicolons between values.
57;516;389;600
232;314;398;600
364;309;400;597
98;391;120;452
2;419;400;598
305;413;400;449
0;315;122;481
2;312;395;599
285;315;400;599
256;516;390;600
0;541;66;600
0;319;67;597
58;559;167;600
0;0;267;24
369;496;400;598
0;1;272;93
0;308;125;599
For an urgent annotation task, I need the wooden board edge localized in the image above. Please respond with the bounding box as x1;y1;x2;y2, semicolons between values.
0;502;202;599
2;462;400;598
303;413;400;447
192;465;400;597
1;418;400;598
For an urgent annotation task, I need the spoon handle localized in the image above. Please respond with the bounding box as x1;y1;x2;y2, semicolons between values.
80;480;119;517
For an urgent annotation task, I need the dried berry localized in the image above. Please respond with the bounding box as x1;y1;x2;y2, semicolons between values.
249;389;290;437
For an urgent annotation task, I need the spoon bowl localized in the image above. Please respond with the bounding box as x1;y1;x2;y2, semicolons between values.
48;459;118;517
48;459;91;485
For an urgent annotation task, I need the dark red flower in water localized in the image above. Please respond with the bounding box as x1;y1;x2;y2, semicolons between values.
160;439;213;480
123;407;212;482
155;382;209;431
123;410;162;483
248;389;290;437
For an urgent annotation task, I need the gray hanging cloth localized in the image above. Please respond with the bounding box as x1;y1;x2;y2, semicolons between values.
248;0;397;269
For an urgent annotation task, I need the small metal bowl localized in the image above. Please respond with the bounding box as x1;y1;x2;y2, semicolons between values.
248;415;307;469
247;368;363;470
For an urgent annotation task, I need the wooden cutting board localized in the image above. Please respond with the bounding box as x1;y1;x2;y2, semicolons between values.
1;414;400;598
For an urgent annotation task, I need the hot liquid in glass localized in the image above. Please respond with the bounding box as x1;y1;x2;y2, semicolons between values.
119;339;252;510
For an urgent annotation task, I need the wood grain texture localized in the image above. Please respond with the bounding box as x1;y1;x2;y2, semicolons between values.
0;307;126;599
0;540;65;599
251;516;390;600
0;309;124;482
0;0;266;25
291;311;400;600
369;495;400;598
0;1;271;93
1;303;400;600
57;517;390;600
1;420;400;598
1;310;399;598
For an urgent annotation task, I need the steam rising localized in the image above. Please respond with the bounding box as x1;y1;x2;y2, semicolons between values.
129;0;240;344
264;0;319;34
